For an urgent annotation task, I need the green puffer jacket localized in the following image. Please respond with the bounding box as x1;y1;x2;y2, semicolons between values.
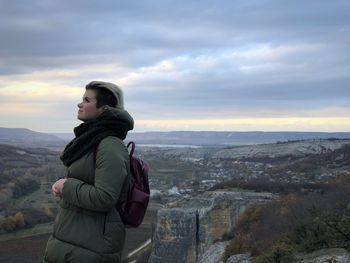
44;136;130;263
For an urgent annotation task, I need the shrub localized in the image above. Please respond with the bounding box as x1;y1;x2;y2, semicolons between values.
223;175;350;261
223;232;251;260
14;211;26;228
292;216;329;252
255;240;295;263
12;176;40;198
1;216;16;232
42;205;55;219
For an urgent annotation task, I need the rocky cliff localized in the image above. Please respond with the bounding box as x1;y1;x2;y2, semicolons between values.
224;248;350;263
148;190;275;263
213;139;350;159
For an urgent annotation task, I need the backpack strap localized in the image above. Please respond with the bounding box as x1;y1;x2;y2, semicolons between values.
127;141;135;158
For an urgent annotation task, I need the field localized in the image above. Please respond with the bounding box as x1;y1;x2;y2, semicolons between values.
0;234;48;263
0;201;161;262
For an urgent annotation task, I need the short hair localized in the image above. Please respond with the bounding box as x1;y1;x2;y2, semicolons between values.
86;85;117;108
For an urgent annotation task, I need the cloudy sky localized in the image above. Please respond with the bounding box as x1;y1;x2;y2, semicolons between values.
0;0;349;133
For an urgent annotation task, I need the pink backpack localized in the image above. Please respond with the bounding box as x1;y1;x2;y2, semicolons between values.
117;141;150;227
94;141;150;227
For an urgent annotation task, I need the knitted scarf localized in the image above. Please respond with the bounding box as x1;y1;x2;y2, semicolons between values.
60;115;132;167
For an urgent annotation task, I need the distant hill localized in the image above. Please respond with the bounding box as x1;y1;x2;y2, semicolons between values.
126;131;350;146
0;128;65;149
2;128;350;147
51;133;74;141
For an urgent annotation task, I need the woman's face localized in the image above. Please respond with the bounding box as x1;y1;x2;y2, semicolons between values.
77;89;104;122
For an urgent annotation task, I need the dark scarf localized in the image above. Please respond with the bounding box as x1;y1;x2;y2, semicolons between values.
60;115;131;167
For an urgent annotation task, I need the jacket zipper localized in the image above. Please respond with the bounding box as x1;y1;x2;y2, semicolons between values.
103;213;107;234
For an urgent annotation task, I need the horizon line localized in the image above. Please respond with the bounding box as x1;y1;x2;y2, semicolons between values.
1;127;349;134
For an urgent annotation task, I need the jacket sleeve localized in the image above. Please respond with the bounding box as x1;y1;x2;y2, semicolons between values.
61;137;128;212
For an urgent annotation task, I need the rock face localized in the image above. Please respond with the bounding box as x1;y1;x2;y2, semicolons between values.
214;139;350;159
198;241;229;263
295;248;350;263
148;190;275;263
226;254;253;263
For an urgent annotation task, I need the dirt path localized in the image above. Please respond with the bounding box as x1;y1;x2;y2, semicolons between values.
0;230;151;262
0;234;49;263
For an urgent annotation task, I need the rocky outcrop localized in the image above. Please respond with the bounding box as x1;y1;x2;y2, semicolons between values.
198;241;229;263
226;254;252;263
223;249;350;263
148;190;275;263
295;248;350;263
214;139;350;159
144;139;350;162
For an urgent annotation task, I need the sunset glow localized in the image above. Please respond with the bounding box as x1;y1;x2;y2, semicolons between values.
0;1;349;133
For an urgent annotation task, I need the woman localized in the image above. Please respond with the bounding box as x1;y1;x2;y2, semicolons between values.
44;81;134;263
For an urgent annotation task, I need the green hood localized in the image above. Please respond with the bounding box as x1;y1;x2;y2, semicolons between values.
100;106;134;131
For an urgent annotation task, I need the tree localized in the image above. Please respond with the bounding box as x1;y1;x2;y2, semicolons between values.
1;216;16;232
14;211;25;228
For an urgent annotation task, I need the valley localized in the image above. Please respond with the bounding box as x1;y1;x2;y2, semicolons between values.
0;134;349;262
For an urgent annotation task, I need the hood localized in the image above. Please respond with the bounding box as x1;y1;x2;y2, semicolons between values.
99;106;134;132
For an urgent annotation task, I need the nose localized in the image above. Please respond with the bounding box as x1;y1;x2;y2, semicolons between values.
77;102;83;108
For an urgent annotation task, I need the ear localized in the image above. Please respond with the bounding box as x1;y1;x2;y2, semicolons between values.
97;106;107;115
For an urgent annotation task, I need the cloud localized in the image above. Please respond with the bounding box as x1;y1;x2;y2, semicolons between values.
0;0;349;132
136;117;350;132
